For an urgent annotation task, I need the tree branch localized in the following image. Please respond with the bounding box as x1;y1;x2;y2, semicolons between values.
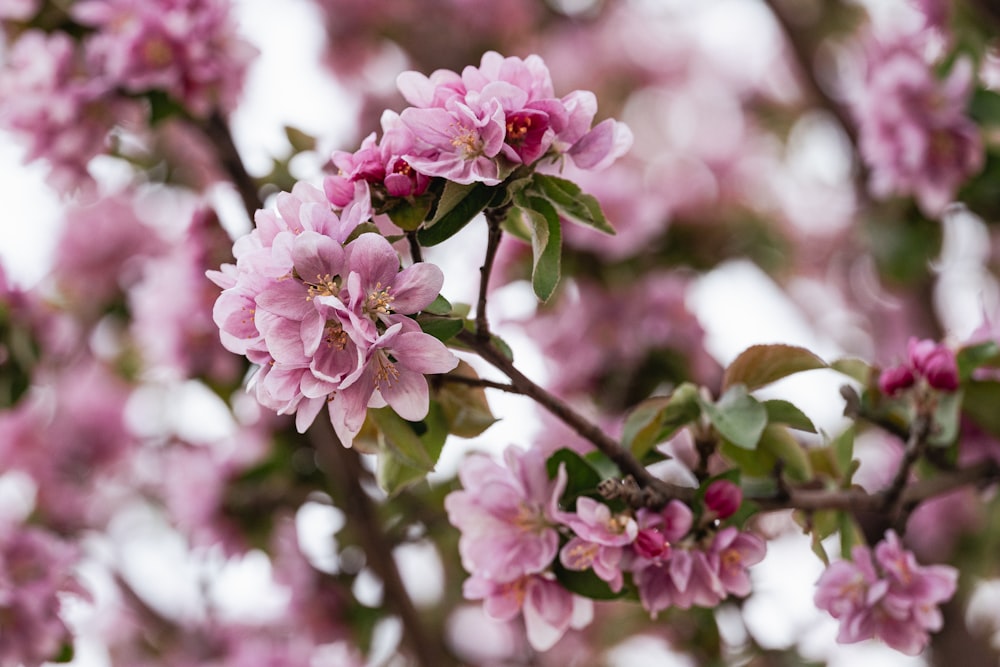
456;329;694;505
196;111;263;219
310;423;455;667
475;208;505;341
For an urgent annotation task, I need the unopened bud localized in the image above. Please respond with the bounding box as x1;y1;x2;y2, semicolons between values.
704;479;742;520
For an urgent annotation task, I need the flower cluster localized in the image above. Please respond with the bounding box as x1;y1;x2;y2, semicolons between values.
445;450;765;650
210;182;457;445
325;50;633;213
852;33;982;216
878;337;959;396
0;522;87;667
814;530;958;655
0;0;254;187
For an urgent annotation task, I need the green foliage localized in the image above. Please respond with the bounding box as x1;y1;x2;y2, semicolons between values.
370;404;448;496
531;173;615;235
516;192;563;302
721;344;827;391
698;385;767;451
545;448;604;506
763;399;817;433
962;380;1000;439
552;559;625;600
620;382;701;460
956;340;1000;381
757;424;813;482
435;360;497;438
417;181;495;246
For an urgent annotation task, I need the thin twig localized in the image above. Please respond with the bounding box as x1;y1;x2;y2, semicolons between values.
456;329;693;505
434;373;525;394
475;209;505;341
407;231;423;264
882;414;930;516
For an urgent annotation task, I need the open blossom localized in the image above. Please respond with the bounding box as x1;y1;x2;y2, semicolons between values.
463;573;593;652
73;0;256;116
815;530;957;655
397;50;632;184
625;501;765;617
853;34;982;216
210;183;456;445
0;523;87;667
445;446;566;583
0;30;118;189
557;497;638;592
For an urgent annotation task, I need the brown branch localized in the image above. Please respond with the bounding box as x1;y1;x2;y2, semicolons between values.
196;111;263;219
456;329;694;505
310;422;455;667
475;208;505;340
434;373;524;394
406;231;424;264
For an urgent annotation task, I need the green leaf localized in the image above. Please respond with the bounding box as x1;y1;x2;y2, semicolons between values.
584;450;621;480
284;125;317;152
962;380;1000;438
956;341;1000;380
720;440;776;477
546;448;602;503
532;174;615;235
698;385;767;451
372;403;448;496
416;314;463;342
970;87;1000;127
621;383;701;460
838;512;865;559
501;205;532;242
436;360;497;438
758;424;813;482
370;408;434;471
764;399;817;433
722;344;827;391
51;643;74;664
832;426;855;481
387;196;434;231
343;222;382;245
519;195;562;302
830;357;872;385
423;293;454;316
552;560;624;600
417;181;494;246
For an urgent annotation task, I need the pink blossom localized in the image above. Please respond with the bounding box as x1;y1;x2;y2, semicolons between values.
73;0;256;115
557;497;637;591
396;51;631;184
445;446;566;583
814;530;957;655
463;573;593;652
0;30;119;189
707;527;766;597
211;186;455;445
0;522;87;667
853;36;982;216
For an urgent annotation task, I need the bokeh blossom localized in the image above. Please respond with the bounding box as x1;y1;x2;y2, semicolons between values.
815;530;958;655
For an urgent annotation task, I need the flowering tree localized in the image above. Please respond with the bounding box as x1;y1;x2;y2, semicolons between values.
3;0;1000;665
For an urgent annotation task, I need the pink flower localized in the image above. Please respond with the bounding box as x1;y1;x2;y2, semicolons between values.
853;36;982;216
396;51;631;184
0;522;87;667
211;186;455;445
814;530;957;655
557;497;637;592
445;446;566;583
73;0;256;115
463;573;593;652
707;527;766;597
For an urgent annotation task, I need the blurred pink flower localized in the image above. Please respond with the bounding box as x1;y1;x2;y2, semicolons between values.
853;35;982;216
814;530;957;655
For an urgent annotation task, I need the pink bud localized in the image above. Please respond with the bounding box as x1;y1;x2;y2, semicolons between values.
878;365;916;396
634;528;670;560
704;479;742;519
914;346;959;392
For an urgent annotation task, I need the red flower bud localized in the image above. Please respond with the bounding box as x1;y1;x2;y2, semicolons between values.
704;479;742;519
878;365;916;396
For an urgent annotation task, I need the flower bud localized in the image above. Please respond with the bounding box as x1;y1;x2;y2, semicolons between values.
634;528;670;560
914;346;959;392
704;479;742;519
878;365;916;396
